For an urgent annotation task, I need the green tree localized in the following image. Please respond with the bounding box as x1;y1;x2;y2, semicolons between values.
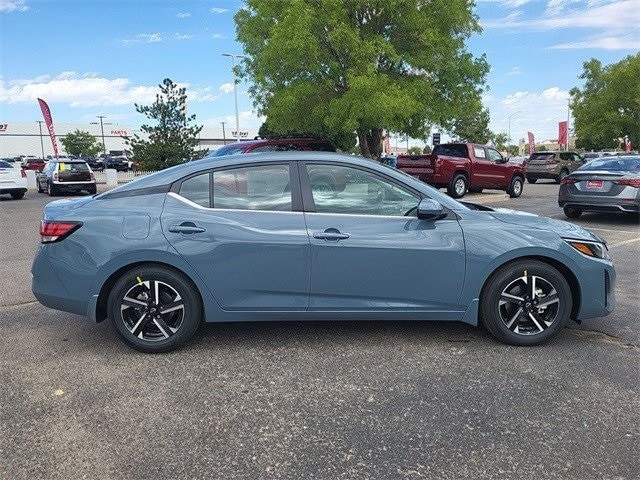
257;120;357;151
570;54;640;151
235;0;488;159
129;78;204;170
407;146;423;154
449;105;493;144
60;130;103;157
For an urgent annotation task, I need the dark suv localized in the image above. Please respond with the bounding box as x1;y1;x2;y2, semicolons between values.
37;159;96;196
525;151;585;183
210;138;336;157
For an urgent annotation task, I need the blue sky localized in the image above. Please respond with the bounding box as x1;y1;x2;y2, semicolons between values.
1;0;638;143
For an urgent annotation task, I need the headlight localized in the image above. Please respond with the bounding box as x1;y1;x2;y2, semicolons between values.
564;239;610;260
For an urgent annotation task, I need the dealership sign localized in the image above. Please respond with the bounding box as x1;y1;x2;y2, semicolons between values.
0;123;8;132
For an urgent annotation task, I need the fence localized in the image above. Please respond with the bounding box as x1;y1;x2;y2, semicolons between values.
94;170;158;185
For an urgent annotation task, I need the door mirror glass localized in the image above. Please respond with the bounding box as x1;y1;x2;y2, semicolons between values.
417;198;446;220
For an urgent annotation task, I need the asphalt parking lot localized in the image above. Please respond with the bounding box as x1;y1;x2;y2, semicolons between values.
1;182;638;479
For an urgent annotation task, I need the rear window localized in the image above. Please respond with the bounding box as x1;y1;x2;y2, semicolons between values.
432;144;468;158
578;157;640;172
529;153;555;160
210;144;249;157
58;162;89;172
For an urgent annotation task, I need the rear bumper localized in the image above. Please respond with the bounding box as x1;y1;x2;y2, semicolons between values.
0;187;27;194
53;181;96;192
559;195;639;213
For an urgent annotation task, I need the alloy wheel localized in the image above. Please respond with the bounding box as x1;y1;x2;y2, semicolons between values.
498;274;560;335
455;178;466;196
120;280;185;341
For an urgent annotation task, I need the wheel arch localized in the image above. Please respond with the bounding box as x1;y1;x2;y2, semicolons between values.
95;261;208;323
478;255;581;322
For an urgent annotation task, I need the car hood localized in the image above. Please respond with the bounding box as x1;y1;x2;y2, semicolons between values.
488;208;604;243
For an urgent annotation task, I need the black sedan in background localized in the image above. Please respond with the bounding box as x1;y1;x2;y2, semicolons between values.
36;158;97;196
559;156;640;219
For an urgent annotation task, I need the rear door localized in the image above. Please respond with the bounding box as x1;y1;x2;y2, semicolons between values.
161;162;311;311
469;146;498;187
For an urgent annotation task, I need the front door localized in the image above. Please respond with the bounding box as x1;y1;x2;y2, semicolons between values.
300;163;466;311
161;163;310;311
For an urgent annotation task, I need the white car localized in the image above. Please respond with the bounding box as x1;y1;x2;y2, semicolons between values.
0;159;28;199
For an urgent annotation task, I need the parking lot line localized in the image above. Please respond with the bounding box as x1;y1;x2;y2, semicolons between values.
609;237;640;249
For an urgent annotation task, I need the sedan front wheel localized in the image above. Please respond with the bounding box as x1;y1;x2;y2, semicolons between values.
480;260;572;346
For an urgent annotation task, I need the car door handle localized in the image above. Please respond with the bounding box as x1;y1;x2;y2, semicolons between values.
169;222;206;234
313;229;350;241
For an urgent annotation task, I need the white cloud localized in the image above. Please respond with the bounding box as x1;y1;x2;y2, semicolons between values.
174;33;195;41
211;33;227;40
482;0;638;30
0;0;28;13
176;12;191;18
549;34;640;50
0;72;218;107
120;33;163;45
219;83;235;94
485;87;571;141
506;66;522;76
210;7;228;14
477;0;533;6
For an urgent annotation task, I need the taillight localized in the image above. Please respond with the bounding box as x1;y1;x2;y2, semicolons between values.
40;221;82;243
21;169;27;178
52;171;58;181
90;171;96;181
560;177;577;185
615;179;640;188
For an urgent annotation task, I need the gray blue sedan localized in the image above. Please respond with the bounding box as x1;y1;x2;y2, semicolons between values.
32;152;616;352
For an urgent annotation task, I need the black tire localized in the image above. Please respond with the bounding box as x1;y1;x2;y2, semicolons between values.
556;170;569;184
447;173;468;198
47;182;57;197
527;177;538;184
468;187;483;194
107;265;203;353
480;260;572;346
507;176;524;198
10;191;25;200
37;180;44;193
563;206;582;219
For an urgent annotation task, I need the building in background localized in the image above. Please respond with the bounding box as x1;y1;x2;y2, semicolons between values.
0;122;258;157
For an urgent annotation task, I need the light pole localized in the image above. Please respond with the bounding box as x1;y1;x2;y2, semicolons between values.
221;121;227;145
507;111;522;150
97;115;107;154
35;121;45;158
222;53;245;142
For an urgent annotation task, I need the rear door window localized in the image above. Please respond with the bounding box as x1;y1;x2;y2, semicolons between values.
473;147;487;159
213;164;292;211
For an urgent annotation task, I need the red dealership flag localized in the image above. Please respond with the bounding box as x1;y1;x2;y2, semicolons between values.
527;132;535;155
558;121;568;146
37;98;59;158
625;136;632;152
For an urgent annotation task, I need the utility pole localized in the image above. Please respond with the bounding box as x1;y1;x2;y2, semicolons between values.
566;99;571;151
222;53;246;142
35;121;45;158
221;121;227;145
97;115;107;154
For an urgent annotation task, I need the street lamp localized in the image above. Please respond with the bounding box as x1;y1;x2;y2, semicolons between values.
222;53;246;142
35;121;45;158
507;111;522;149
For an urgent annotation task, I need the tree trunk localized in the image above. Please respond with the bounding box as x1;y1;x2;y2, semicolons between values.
357;127;384;160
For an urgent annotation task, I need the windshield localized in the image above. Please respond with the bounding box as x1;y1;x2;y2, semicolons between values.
578;157;640;173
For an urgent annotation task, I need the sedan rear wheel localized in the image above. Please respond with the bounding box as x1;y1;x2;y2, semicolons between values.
563;206;582;219
480;260;572;346
108;265;202;353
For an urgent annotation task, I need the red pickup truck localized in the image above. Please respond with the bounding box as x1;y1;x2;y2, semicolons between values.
397;143;525;199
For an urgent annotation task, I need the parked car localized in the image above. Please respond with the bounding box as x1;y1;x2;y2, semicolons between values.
104;156;129;172
36;158;96;196
85;157;104;171
525;151;585;184
21;157;46;171
32;152;615;353
396;143;525;198
582;152;601;161
210;138;336;157
0;157;18;164
0;160;28;199
558;155;640;218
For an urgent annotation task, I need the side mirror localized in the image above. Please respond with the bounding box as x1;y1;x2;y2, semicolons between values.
417;198;446;220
